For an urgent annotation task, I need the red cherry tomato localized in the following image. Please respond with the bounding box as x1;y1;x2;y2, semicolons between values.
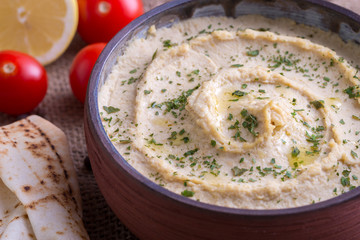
0;51;48;115
77;0;144;43
69;42;106;103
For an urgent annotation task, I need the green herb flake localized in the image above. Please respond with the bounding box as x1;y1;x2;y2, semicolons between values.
342;170;351;177
352;115;360;121
163;39;177;48
246;50;259;57
231;166;248;176
351;150;358;159
241;109;258;137
103;106;120;114
148;138;163;146
182;137;190;143
291;147;300;158
341;176;350;187
176;71;181;77
160;84;200;113
232;90;248;97
344;86;360;99
339;119;345;125
129;69;137;74
310;100;325;109
181;189;194;197
192;69;200;75
241;84;248;89
127;77;137;85
144;90;152;95
184;148;199;157
210;140;216;147
152;49;158;61
230;64;244;68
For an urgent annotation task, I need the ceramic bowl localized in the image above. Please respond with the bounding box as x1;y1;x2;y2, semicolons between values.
84;0;360;239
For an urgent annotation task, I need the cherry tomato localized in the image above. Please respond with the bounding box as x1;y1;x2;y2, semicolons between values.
0;51;48;115
69;42;106;103
77;0;144;43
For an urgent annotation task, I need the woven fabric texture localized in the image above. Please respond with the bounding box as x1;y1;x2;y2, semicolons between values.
0;0;357;239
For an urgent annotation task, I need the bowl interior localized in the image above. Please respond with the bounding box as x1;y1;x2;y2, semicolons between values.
87;0;360;215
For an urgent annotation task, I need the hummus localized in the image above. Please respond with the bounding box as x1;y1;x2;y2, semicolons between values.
98;16;360;209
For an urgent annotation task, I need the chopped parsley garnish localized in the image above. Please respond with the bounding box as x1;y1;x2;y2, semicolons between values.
344;86;360;99
144;90;152;95
182;137;189;143
241;109;258;137
153;84;200;114
341;176;350;187
230;64;244;68
291;147;300;158
184;148;199;157
127;77;137;85
129;69;137;74
351;150;358;159
232;90;248;97
246;50;259;57
181;190;194;197
176;71;181;77
305;131;322;152
103;106;120;114
268;54;300;69
148;138;163;146
152;49;158;60
229;120;246;142
210;140;216;147
310;100;324;109
163;39;177;48
232;167;248;176
352;115;360;121
192;69;200;75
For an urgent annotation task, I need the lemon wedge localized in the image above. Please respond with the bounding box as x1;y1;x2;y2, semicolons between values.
0;0;78;65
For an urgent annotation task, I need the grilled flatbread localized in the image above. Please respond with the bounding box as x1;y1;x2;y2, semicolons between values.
0;115;89;240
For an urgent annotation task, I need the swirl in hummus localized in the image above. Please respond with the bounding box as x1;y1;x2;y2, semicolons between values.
98;16;360;209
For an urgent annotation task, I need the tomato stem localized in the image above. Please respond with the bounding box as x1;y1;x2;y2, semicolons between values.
3;63;15;74
98;1;111;15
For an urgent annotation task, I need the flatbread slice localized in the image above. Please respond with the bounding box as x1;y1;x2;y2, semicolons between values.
0;115;89;240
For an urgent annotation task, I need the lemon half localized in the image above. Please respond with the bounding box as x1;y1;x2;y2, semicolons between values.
0;0;78;65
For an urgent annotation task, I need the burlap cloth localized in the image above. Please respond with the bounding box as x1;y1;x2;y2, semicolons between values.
0;0;358;239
